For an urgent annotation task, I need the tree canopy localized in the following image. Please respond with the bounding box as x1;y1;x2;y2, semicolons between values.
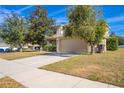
26;6;54;47
64;5;108;54
0;14;27;51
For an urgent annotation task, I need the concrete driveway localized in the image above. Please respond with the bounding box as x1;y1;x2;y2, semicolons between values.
0;53;119;88
12;52;77;68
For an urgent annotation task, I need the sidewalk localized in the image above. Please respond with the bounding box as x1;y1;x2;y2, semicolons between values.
9;69;118;88
0;57;119;88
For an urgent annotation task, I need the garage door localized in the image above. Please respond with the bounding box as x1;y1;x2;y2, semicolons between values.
59;38;88;53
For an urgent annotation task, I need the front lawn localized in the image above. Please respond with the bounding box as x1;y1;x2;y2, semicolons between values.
0;51;46;60
41;48;124;87
0;76;25;88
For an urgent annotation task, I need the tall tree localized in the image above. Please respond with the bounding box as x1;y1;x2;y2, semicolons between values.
64;5;108;54
0;14;27;52
27;6;54;49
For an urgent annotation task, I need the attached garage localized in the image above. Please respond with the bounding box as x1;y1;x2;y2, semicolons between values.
56;38;88;53
55;25;107;53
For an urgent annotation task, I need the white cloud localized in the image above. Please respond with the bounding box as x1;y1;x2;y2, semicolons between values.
0;7;12;24
111;24;124;31
55;17;68;24
14;5;34;14
109;24;124;36
48;6;72;17
48;6;73;24
0;6;69;25
49;8;66;17
106;15;124;23
0;6;34;24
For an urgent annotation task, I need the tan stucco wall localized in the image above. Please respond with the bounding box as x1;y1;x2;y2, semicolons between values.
57;38;107;53
100;38;107;52
57;38;88;53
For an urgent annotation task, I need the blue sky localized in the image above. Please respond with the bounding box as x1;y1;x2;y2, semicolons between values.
0;5;124;37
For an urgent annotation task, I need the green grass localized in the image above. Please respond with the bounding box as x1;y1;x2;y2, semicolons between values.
41;48;124;87
0;51;46;60
0;76;25;88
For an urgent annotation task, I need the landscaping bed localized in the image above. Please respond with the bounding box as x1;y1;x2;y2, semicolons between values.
0;51;46;60
41;49;124;87
0;76;25;88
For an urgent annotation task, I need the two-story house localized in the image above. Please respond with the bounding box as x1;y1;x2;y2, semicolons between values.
50;24;108;53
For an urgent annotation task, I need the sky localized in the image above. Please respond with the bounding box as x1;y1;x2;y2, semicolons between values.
0;5;124;37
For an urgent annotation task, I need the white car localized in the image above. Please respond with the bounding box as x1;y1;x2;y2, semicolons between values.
12;47;18;51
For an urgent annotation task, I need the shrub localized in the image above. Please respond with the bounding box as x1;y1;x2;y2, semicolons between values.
107;37;118;51
43;44;56;52
118;36;124;45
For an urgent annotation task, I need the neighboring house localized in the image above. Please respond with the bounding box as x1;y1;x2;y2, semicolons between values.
0;38;10;51
48;24;109;53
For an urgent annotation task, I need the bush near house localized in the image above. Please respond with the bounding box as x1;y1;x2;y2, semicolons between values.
118;36;124;45
43;44;56;52
107;37;118;51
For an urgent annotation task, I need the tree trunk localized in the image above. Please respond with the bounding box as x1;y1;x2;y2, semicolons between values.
90;44;94;55
19;48;23;52
19;44;23;52
39;45;42;51
32;45;35;51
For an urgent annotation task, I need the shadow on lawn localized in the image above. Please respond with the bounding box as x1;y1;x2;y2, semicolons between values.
44;52;80;57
